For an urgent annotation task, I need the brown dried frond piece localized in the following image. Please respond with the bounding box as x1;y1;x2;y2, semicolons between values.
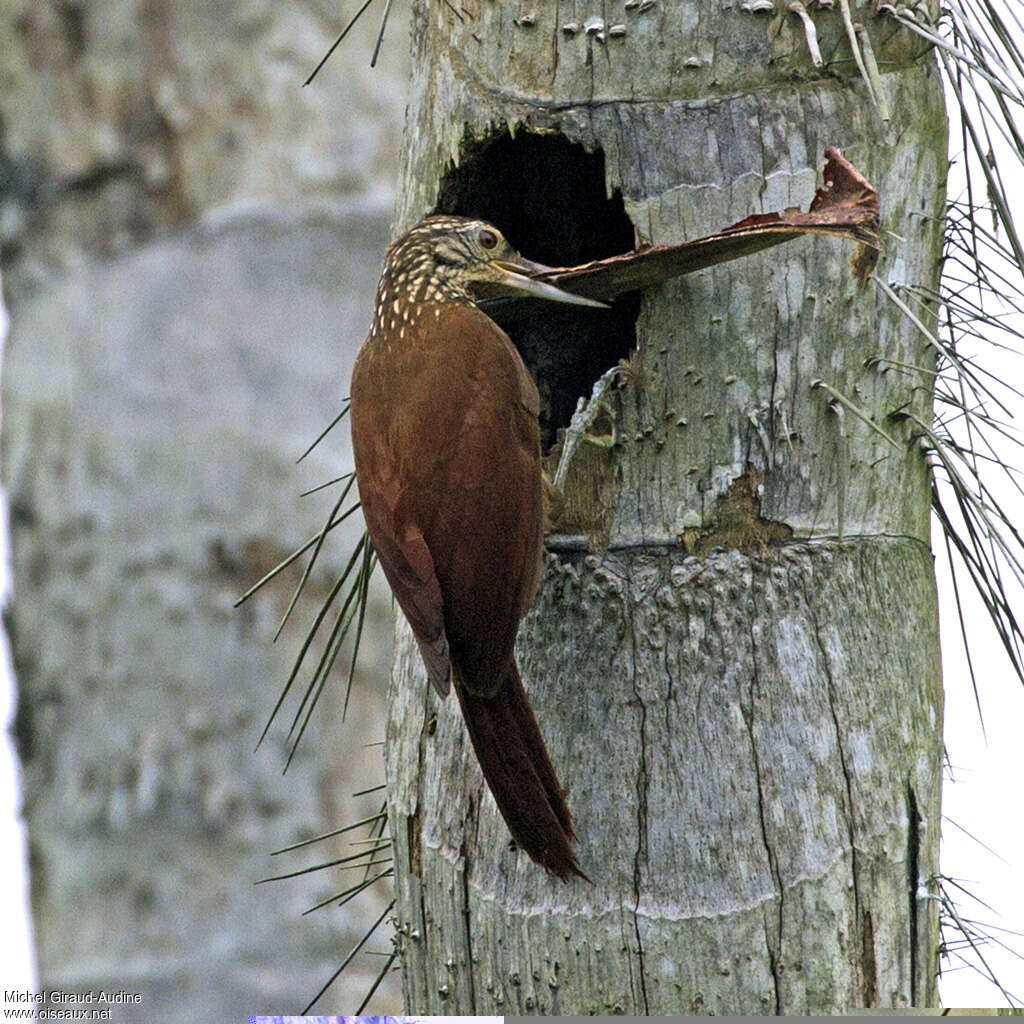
528;148;881;301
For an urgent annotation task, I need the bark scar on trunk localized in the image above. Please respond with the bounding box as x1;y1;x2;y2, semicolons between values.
681;464;794;554
407;810;422;877
861;909;878;1007
906;780;922;1007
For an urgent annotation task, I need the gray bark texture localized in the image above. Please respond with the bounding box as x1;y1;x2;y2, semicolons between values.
385;0;948;1014
1;1;410;1017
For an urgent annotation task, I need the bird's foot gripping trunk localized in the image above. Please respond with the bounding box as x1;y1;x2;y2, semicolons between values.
454;663;585;880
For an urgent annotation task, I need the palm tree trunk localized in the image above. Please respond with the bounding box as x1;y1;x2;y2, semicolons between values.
386;1;947;1012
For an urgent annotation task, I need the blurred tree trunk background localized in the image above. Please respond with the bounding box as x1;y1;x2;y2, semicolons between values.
385;0;948;1013
0;1;409;1016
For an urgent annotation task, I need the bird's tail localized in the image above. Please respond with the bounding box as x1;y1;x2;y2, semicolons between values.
454;661;585;880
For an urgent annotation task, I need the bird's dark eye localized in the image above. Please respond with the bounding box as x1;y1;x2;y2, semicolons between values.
478;228;499;250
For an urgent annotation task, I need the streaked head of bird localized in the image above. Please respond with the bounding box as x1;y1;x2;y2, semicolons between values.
369;215;606;339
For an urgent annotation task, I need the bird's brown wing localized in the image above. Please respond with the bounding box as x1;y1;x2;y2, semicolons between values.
412;304;543;697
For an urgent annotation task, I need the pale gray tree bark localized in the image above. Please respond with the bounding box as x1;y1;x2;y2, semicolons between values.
1;2;409;1016
383;0;947;1014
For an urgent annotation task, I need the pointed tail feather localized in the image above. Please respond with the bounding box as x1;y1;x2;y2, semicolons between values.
454;662;585;880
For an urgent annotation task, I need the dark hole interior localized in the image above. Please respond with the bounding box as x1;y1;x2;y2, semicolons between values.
434;130;639;451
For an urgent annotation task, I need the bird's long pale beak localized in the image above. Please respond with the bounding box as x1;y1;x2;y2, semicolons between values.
491;258;609;309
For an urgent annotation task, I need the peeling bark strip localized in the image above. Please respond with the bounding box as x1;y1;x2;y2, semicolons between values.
532;148;880;302
387;0;946;1013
